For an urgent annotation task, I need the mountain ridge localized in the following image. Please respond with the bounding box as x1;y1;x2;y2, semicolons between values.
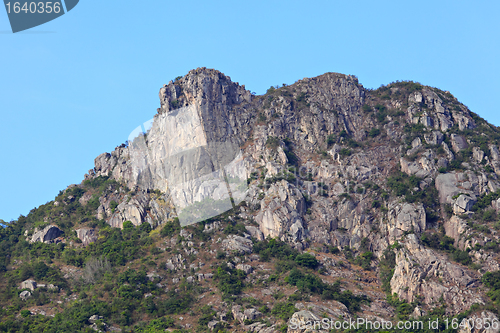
2;67;500;332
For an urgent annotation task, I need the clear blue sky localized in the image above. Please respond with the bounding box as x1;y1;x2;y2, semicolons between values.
1;1;499;223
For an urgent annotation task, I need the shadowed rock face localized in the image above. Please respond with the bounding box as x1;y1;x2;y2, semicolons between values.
82;68;500;317
30;225;63;243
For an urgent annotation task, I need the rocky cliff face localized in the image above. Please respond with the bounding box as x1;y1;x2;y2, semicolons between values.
81;68;500;321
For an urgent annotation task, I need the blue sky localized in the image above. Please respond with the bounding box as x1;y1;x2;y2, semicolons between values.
1;1;499;222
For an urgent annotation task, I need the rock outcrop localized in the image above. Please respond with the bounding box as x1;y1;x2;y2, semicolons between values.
75;228;98;246
390;235;483;314
20;279;37;291
30;225;63;243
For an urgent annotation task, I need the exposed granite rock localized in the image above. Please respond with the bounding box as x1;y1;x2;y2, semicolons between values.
435;171;488;205
453;194;476;215
30;225;63;243
236;264;253;274
20;279;37;291
472;147;485;163
457;311;499;333
78;68;500;320
450;134;469;153
391;234;483;314
424;131;444;146
108;193;149;228
221;235;253;254
19;290;32;300
78;192;93;206
76;228;98;246
255;180;306;242
245;225;265;241
386;202;426;240
288;310;324;333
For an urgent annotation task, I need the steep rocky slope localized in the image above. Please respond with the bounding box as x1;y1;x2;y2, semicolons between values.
2;68;500;332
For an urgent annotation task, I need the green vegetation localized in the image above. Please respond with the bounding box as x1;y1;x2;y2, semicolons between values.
482;270;500;314
339;148;351;156
285;268;368;312
379;247;396;293
386;172;439;220
354;251;374;270
271;302;297;320
368;128;380;138
253;238;299;262
294;253;319;269
266;136;280;150
420;232;472;266
214;263;246;299
326;134;336;147
472;189;500;212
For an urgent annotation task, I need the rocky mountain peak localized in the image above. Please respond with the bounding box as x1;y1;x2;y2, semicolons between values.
158;67;253;114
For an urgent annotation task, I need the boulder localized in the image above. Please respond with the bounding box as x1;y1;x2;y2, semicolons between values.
19;290;32;300
76;228;98;246
435;173;464;204
208;320;220;331
245;225;264;241
89;315;104;323
20;279;37;291
450;134;468;153
78;192;93;206
107;194;149;228
288;310;323;333
47;284;59;291
424;131;444;146
472;147;485;163
453;194;476;215
236;264;253;274
243;308;262;321
386;202;426;240
457;311;499;333
221;235;253;254
30;225;63;243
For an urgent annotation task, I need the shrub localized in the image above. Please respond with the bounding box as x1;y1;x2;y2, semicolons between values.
215;264;245;298
33;262;49;280
20;310;31;318
421;232;473;266
326;134;336;147
368;128;380;138
82;257;111;284
215;251;226;259
473;190;500;211
355;252;374;270
123;221;134;229
253;238;299;261
271;302;297;320
266;136;280;150
328;246;340;254
339;148;351;156
296;92;307;102
160;218;180;237
362;104;372;113
294;253;319;269
110;201;118;213
379;248;396;293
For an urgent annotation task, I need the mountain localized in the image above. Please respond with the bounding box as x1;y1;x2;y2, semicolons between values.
2;67;500;332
